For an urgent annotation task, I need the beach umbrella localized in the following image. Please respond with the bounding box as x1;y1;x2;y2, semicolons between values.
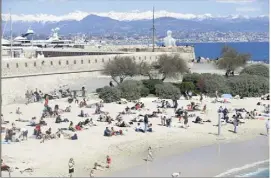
221;94;233;99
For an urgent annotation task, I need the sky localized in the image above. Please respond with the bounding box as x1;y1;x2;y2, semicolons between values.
2;0;269;15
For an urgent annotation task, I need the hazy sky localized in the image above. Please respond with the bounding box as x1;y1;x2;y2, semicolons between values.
2;0;269;16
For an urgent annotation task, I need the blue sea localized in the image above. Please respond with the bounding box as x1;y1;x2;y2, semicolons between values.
170;42;269;62
239;168;269;178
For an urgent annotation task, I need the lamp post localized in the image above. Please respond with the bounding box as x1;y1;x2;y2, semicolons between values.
218;112;221;136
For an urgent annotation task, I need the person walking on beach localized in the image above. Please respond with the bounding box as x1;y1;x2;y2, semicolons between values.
106;155;112;168
147;147;154;161
183;111;189;128
265;118;269;136
68;158;75;178
144;115;149;132
233;115;239;133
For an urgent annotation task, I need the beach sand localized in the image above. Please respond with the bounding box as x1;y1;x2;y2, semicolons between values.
1;95;269;177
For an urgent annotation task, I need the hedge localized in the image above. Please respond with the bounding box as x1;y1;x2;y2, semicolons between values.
155;83;181;100
98;86;121;103
227;74;269;97
118;80;145;100
197;73;230;96
240;64;269;78
142;79;163;94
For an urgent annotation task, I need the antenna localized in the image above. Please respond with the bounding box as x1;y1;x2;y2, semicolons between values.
151;6;156;52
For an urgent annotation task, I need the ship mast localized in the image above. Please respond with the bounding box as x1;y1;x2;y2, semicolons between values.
151;6;155;52
10;8;13;58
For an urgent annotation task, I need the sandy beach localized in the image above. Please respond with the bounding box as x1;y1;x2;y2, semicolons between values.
1;94;269;177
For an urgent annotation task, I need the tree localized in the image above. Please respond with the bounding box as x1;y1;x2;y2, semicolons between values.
103;56;138;84
137;61;153;79
153;54;189;81
217;46;251;75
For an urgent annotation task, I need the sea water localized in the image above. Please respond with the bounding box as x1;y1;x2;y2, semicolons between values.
239;168;270;178
174;42;269;62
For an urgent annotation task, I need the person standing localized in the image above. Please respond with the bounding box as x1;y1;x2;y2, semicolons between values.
265;119;269;136
68;158;75;178
200;93;203;103
233;115;239;133
183;111;188;128
144;114;149;132
106;155;112;168
147;147;153;161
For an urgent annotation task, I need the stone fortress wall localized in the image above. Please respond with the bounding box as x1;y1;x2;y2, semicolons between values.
2;48;195;78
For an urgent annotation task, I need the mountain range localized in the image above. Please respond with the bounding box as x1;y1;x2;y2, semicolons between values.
2;11;269;37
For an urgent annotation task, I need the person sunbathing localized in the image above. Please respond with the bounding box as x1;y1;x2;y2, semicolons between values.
104;127;111;137
68;121;75;132
135;123;144;132
116;121;130;127
93;162;104;171
16;107;22;115
71;133;78;140
65;106;71;112
45;128;52;135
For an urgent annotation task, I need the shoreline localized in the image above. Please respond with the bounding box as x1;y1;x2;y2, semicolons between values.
105;136;269;177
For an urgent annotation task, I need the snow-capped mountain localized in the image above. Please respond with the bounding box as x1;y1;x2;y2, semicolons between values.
1;11;269;36
1;10;269;22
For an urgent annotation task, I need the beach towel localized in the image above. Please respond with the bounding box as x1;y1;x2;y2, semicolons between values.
1;141;10;144
222;94;233;99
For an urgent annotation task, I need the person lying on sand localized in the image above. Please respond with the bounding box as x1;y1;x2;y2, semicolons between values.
116;121;130;128
20;168;34;174
139;111;158;118
93;162;104;171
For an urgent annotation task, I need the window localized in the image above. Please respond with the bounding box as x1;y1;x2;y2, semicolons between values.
16;63;19;68
59;61;61;65
25;63;28;67
145;56;147;60
88;60;91;64
150;56;152;60
139;57;141;60
95;59;97;63
109;58;111;62
81;60;84;64
102;58;104;62
74;60;76;64
66;60;69;65
34;62;36;67
7;64;9;68
51;61;53;65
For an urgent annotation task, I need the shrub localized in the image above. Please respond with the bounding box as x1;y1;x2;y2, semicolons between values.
142;79;163;94
96;88;103;93
140;87;150;97
155;83;181;100
197;73;230;96
240;64;269;78
227;74;269;97
118;80;143;100
182;73;201;86
98;86;121;103
178;82;196;93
